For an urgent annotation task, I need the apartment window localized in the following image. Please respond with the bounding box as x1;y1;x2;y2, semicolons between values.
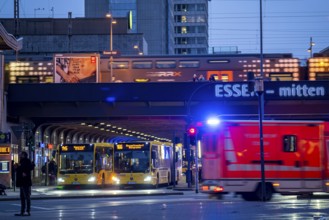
181;16;187;23
175;48;192;55
196;37;206;44
182;27;187;34
196;4;206;11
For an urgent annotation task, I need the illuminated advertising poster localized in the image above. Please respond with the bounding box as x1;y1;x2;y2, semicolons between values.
54;54;99;83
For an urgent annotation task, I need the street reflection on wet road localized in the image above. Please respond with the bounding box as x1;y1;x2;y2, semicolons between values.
1;193;329;219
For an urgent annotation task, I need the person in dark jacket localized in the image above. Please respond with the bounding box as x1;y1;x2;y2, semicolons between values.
14;151;34;216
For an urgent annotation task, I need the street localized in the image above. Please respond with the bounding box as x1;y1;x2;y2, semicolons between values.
1;188;329;220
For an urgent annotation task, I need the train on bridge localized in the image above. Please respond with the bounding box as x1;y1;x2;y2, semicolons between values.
5;53;329;84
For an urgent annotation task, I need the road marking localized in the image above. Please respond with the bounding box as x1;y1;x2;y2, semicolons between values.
11;204;53;210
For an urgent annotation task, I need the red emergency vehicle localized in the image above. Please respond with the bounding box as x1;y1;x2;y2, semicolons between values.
200;120;329;201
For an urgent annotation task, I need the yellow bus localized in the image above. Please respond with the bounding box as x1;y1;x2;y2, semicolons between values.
57;143;114;187
112;141;181;188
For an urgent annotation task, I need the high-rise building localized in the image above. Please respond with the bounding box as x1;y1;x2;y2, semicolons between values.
172;0;209;55
85;0;209;55
85;0;109;18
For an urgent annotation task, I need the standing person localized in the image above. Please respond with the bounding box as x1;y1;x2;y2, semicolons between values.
11;160;16;189
48;158;57;185
198;74;205;81
192;74;198;82
209;74;216;82
14;151;34;216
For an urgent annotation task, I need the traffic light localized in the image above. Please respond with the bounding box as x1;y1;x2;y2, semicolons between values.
187;127;197;146
26;135;35;150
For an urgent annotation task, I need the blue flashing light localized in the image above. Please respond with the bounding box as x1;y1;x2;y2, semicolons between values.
106;96;116;102
206;117;221;126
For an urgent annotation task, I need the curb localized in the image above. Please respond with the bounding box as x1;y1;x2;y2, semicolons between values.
0;191;184;201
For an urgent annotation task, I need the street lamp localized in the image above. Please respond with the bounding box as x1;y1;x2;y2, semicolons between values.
106;13;117;82
133;45;143;55
34;8;44;18
307;37;315;58
258;0;266;202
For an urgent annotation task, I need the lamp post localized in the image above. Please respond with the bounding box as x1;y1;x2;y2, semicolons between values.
307;37;315;58
259;0;266;201
186;82;212;191
106;14;116;82
133;45;143;55
34;8;44;18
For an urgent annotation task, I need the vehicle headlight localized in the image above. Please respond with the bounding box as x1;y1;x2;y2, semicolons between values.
58;177;65;183
88;176;96;182
112;176;120;184
144;176;152;182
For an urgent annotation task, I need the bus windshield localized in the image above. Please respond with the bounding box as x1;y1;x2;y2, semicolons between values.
59;152;93;174
114;150;150;173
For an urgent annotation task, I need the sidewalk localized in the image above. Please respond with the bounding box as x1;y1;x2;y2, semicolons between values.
0;181;196;201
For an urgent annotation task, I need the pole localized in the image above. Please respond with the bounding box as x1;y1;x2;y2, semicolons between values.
172;132;176;189
185;132;191;188
110;16;113;82
258;88;266;201
309;37;313;58
195;138;199;193
259;0;266;201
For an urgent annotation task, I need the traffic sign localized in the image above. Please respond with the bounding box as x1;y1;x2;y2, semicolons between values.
103;50;120;55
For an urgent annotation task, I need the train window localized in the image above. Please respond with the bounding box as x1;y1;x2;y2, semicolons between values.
269;72;293;81
132;61;152;69
208;60;230;64
112;61;129;69
155;61;176;69
283;135;297;152
316;73;329;81
178;60;200;68
16;76;40;84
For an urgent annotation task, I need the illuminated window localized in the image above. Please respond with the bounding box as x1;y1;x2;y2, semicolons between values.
111;61;129;69
182;27;187;34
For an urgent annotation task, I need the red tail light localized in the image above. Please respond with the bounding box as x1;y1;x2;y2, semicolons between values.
202;186;209;191
213;186;224;192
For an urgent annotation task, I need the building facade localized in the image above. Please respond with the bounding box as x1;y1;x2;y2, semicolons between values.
172;0;209;55
84;0;209;55
0;18;146;61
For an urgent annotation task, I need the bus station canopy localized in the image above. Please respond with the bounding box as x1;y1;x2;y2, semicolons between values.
0;22;22;51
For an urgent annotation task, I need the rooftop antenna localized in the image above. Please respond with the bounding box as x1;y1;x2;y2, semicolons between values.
50;7;54;18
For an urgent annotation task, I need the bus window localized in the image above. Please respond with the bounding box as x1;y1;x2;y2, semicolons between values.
132;61;153;69
178;60;200;68
155;61;176;69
